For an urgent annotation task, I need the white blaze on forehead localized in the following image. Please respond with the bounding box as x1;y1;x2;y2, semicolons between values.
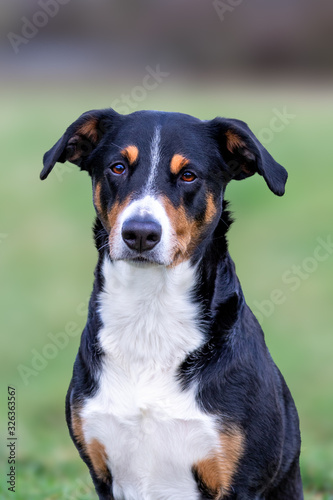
145;125;161;192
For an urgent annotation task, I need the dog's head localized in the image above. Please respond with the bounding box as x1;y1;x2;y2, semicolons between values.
41;109;287;266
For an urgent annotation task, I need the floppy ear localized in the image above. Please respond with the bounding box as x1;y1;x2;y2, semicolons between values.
210;118;288;196
40;109;119;180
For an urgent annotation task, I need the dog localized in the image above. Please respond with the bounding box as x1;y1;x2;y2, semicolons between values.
41;109;303;500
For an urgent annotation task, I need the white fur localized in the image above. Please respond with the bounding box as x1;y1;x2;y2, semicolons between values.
81;258;221;500
146;125;161;192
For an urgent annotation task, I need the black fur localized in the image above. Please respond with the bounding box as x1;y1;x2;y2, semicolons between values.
42;109;302;500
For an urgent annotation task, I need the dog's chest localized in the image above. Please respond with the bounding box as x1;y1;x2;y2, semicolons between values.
81;260;220;500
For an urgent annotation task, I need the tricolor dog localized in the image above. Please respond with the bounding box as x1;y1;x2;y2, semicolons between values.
41;109;303;500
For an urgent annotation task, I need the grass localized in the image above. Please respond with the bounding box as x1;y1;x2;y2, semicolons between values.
0;83;332;498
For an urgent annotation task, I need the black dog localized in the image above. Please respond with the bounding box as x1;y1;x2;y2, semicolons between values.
41;109;303;500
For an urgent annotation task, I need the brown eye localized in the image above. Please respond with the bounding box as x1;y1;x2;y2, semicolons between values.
181;171;196;182
111;164;126;175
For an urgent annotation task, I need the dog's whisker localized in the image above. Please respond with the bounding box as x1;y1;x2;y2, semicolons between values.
97;242;110;252
109;142;123;151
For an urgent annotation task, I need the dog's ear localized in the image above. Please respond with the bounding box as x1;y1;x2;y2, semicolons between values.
40;109;119;180
209;118;288;196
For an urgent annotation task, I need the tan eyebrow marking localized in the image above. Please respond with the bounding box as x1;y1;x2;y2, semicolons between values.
225;130;246;153
170;154;190;175
121;145;139;166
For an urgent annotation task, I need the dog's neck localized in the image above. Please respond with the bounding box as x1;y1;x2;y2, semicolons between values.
97;257;204;367
89;202;243;370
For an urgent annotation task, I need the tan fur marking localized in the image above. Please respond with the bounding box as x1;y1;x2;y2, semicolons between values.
72;406;111;484
195;456;224;497
160;196;200;266
170;154;190;175
94;182;103;215
94;181;111;231
71;405;85;447
86;439;111;483
121;145;139;166
161;194;218;265
108;196;131;230
108;196;132;257
219;429;244;493
194;427;244;498
66;117;100;162
205;193;218;224
77;117;99;144
225;130;246;153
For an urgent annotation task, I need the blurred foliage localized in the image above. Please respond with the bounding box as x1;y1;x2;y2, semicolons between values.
0;85;332;498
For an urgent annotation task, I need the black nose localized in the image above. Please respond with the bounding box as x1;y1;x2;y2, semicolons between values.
122;219;162;253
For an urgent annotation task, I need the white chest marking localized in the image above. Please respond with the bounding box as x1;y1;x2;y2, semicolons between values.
81;258;220;500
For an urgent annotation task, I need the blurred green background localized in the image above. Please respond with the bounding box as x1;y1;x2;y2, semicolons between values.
0;84;332;499
1;0;333;498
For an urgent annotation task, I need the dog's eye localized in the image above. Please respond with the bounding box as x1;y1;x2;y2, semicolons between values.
181;171;196;182
111;164;126;175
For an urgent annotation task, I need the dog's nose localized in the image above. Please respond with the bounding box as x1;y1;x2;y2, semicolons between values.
122;219;162;253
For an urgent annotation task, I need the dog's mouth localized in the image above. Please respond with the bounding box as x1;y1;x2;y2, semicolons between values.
120;258;163;270
129;255;155;264
112;251;165;266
